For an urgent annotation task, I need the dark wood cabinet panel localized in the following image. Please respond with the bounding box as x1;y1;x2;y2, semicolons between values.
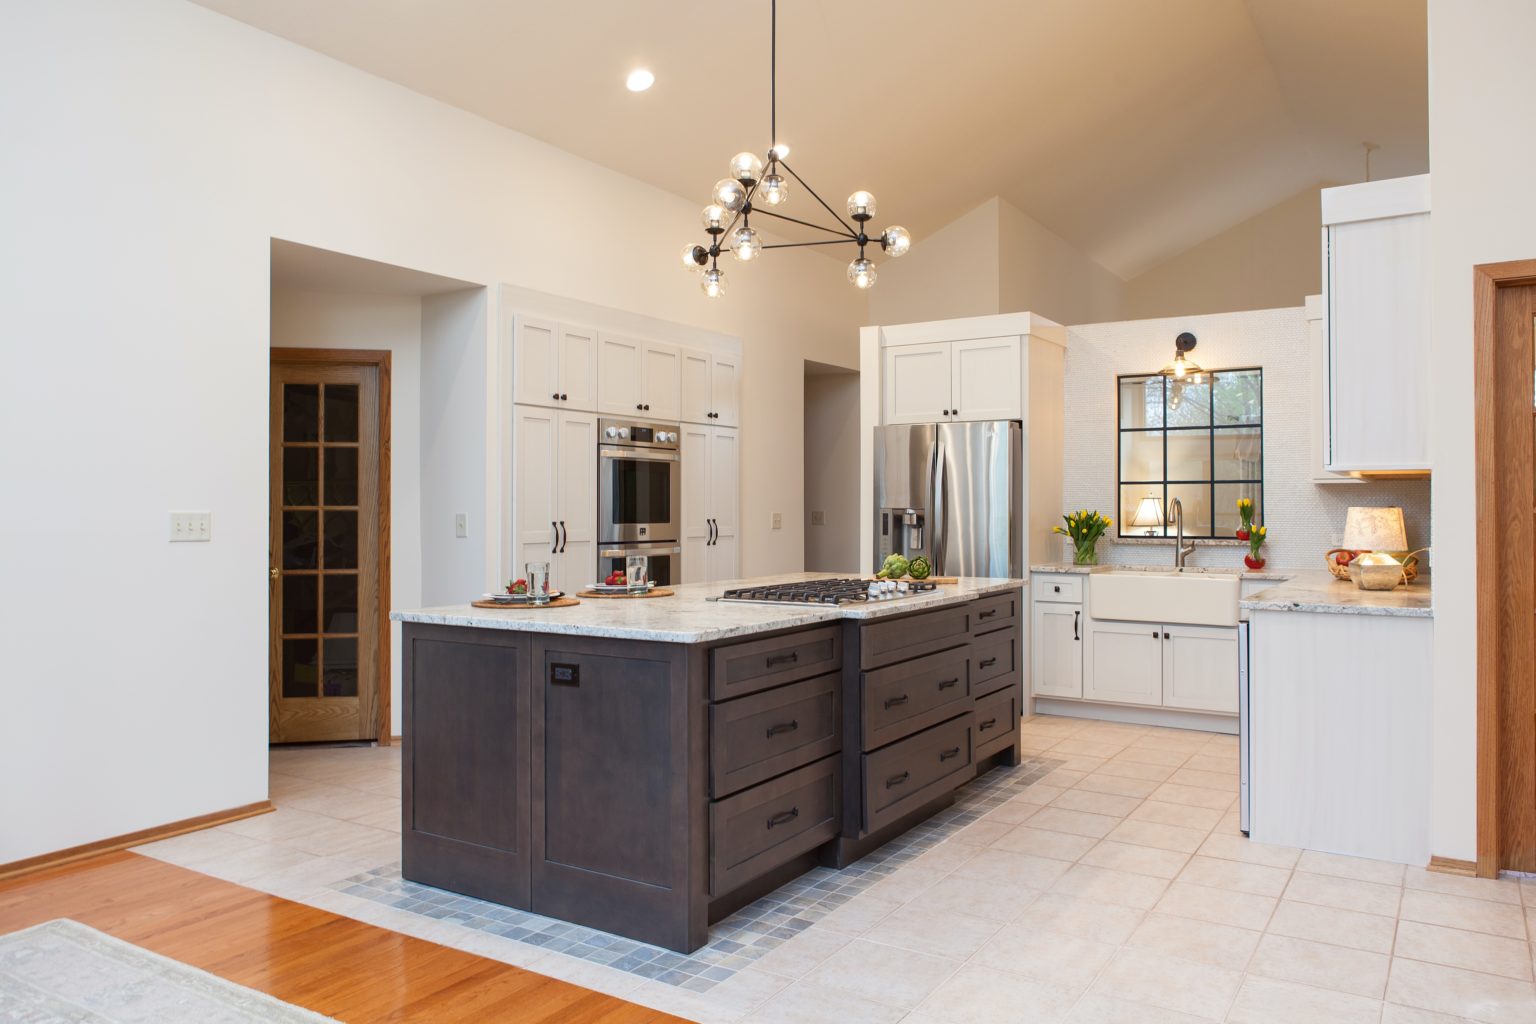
970;591;1020;638
859;605;970;670
862;714;974;833
711;673;840;798
971;631;1019;697
710;626;841;701
710;755;839;897
860;646;971;752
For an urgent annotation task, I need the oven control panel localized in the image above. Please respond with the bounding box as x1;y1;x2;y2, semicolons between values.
598;418;681;450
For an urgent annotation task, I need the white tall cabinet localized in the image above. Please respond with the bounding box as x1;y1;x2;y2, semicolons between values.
511;405;596;591
681;423;740;585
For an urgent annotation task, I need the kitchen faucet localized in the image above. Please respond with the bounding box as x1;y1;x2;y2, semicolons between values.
1169;497;1195;570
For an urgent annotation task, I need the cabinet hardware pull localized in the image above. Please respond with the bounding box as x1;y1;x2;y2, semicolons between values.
765;651;799;668
558;521;566;552
939;746;962;761
979;718;998;730
551;522;558;553
560;393;567;401
1053;585;1060;592
938;678;958;690
884;694;910;709
552;392;560;400
1163;631;1171;639
766;719;799;738
1073;610;1080;640
644;404;650;411
885;771;910;788
978;609;997;620
637;403;643;410
979;657;997;669
1152;630;1159;638
766;807;800;829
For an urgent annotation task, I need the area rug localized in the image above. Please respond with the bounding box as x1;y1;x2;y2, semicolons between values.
0;918;337;1023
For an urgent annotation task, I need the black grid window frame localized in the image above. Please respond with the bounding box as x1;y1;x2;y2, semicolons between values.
1115;368;1264;539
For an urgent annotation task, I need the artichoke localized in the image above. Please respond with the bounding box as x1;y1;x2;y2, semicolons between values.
880;554;911;579
908;556;932;580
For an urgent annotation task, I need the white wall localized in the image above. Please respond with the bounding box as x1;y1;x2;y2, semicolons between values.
804;369;862;572
1062;308;1430;571
0;0;863;863
1425;0;1536;861
269;288;423;737
998;199;1125;326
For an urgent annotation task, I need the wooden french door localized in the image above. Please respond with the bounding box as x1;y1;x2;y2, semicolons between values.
270;350;390;744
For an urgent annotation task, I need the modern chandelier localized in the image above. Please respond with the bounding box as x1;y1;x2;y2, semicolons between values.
680;0;911;298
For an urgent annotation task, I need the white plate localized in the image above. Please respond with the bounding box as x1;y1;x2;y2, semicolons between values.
587;582;655;593
483;591;564;603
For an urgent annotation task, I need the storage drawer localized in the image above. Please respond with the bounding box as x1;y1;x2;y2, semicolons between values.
1031;576;1082;605
711;625;841;701
711;672;841;798
971;590;1022;636
862;646;971;752
974;686;1019;761
863;714;973;833
972;631;1019;697
710;754;839;897
860;605;970;670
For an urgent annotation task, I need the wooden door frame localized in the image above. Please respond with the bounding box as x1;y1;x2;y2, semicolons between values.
271;347;393;746
1474;259;1536;876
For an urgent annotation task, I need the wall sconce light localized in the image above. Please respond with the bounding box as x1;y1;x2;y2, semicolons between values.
1161;332;1204;381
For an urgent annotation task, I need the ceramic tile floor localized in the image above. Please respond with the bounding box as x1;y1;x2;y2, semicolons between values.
132;716;1536;1024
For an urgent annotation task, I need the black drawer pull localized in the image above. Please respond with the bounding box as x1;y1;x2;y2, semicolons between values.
979;717;998;731
885;771;910;788
978;609;997;620
1053;584;1061;592
939;746;962;761
765;719;799;739
884;694;910;709
938;678;959;690
978;657;998;669
766;807;800;829
765;651;799;668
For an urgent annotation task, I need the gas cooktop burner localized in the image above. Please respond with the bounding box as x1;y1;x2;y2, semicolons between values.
717;577;938;606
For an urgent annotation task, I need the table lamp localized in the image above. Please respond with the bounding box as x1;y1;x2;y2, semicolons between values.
1130;495;1164;536
1340;506;1409;590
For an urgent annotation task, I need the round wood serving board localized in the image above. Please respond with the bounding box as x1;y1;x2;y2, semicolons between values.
471;596;581;609
574;587;676;599
866;576;959;584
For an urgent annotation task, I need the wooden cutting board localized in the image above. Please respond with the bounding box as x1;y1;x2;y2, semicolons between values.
867;576;959;584
471;596;581;609
574;587;676;599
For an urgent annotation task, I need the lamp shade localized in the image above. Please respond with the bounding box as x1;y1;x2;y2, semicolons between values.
1131;496;1165;529
1341;506;1408;551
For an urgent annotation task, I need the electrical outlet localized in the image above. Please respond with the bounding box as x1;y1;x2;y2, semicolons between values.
455;512;468;539
771;511;783;530
810;510;826;526
169;511;211;542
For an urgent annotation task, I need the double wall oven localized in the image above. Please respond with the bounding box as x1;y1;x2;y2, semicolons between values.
598;417;682;586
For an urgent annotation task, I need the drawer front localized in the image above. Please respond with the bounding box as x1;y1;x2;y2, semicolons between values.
862;646;971;752
1031;576;1083;604
863;714;973;833
972;631;1019;697
860;605;970;670
711;625;842;701
971;590;1022;636
710;755;840;897
974;686;1019;760
711;673;841;798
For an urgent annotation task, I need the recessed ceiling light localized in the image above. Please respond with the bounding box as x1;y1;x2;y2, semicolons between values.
626;69;655;92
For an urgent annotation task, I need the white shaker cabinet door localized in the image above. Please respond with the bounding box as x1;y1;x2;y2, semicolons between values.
951;336;1021;421
597;334;643;415
679;424;712;584
1031;601;1083;699
1161;624;1239;714
710;351;741;427
1083;621;1163;706
556;324;598;411
883;343;953;424
512;405;559;578
708;426;741;582
553;411;598;591
512;318;559;408
680;348;712;424
642;342;682;421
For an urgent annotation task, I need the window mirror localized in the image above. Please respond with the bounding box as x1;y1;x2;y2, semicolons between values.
1116;368;1262;538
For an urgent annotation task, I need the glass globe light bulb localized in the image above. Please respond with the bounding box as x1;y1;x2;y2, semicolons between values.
847;190;877;219
730;226;761;262
681;244;706;272
729;151;764;185
848;257;877;290
881;225;912;258
701;204;728;231
713;177;746;213
770;142;790;160
758;173;789;207
701;267;727;298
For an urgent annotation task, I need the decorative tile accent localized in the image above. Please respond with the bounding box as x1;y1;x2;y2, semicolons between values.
332;756;1064;991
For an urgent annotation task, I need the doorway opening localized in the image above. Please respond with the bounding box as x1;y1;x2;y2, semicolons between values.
803;361;860;572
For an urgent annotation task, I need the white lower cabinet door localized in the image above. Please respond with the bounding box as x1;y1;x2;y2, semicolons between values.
1084;621;1163;706
512;406;559;579
1161;624;1240;714
707;427;740;582
1031;602;1083;698
553;411;597;591
679;425;712;584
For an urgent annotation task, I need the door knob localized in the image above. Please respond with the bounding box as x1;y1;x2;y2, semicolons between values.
269;567;280;581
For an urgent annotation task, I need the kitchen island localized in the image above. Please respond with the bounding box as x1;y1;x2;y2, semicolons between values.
391;573;1023;952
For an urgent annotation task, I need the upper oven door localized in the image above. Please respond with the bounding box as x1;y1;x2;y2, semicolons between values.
599;445;681;543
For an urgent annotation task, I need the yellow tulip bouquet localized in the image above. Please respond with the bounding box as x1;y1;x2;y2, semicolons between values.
1054;510;1112;566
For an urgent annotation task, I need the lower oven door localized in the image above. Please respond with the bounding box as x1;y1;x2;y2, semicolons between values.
599;447;681;545
599;545;682;588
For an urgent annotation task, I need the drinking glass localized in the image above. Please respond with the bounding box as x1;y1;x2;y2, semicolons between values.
626;554;649;594
526;561;551;605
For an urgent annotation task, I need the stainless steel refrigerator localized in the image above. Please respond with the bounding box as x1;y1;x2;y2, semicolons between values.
873;421;1022;578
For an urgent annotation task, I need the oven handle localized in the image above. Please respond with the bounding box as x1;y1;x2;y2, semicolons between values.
600;448;678;462
599;546;682;558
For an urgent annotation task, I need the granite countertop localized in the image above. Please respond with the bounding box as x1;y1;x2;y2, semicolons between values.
391;572;1023;644
1030;563;1294;582
1240;570;1432;618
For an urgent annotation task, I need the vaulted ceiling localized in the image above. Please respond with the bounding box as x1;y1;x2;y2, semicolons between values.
191;0;1427;279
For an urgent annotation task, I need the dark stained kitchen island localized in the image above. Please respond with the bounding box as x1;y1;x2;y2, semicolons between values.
391;573;1024;953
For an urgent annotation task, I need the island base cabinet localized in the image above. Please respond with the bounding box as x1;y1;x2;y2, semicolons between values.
710;755;839;897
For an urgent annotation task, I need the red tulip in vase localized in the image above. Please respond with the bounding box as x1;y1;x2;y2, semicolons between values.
1244;524;1268;570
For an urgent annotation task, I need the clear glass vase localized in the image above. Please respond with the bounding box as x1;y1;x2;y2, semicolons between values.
1073;543;1098;566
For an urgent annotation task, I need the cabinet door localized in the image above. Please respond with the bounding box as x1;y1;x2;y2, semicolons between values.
512;406;559;579
679;424;712;584
883;343;953;424
951;336;1021;421
711;352;741;427
1030;602;1083;699
680;348;712;424
642;342;681;420
557;324;598;411
709;427;741;583
512;318;560;408
597;334;642;415
1161;624;1239;714
1083;621;1163;706
554;411;597;592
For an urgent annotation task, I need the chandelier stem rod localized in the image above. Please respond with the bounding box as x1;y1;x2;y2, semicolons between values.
770;0;776;148
778;159;860;236
753;206;857;238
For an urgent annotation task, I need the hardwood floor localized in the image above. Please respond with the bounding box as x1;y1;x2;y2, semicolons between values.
0;850;683;1023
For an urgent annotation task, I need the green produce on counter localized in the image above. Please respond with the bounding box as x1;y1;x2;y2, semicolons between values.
908;556;931;579
877;553;910;579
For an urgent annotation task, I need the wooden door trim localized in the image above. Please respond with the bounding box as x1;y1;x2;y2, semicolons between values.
271;348;393;746
1473;259;1536;876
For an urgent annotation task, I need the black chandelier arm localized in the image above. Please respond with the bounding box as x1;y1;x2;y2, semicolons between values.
752;206;857;238
761;238;858;250
777;159;861;236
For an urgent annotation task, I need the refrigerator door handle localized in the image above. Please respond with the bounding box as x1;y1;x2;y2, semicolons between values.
929;439;946;576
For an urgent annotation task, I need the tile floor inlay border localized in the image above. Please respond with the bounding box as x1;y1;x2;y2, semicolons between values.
333;756;1063;991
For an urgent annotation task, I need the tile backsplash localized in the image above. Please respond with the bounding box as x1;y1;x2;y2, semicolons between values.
1060;306;1430;573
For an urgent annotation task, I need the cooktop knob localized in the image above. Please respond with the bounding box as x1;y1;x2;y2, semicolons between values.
617;427;630;439
604;426;618;438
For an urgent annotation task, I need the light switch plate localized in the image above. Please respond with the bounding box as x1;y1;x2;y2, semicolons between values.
810;510;826;526
771;512;783;530
169;511;211;542
455;513;468;539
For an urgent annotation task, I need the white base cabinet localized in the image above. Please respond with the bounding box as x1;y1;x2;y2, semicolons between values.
681;424;740;585
1030;601;1083;699
1161;625;1240;714
511;406;597;592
